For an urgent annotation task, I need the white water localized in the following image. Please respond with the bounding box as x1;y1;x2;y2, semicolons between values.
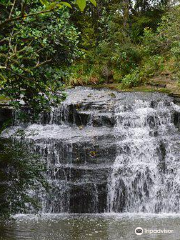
108;99;180;213
2;88;180;214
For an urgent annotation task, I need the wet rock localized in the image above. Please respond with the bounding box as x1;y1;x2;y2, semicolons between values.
173;111;180;129
0;107;13;129
69;182;107;213
3;87;180;214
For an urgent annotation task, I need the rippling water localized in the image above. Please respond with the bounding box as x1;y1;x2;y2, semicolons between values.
1;214;180;240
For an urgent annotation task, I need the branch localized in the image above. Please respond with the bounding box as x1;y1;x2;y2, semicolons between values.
3;67;35;81
0;9;54;30
34;59;52;68
21;0;27;18
9;0;17;19
0;37;8;44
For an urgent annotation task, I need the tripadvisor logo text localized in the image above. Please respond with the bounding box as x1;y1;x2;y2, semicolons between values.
135;227;174;235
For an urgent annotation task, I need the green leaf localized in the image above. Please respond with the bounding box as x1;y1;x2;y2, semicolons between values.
45;2;57;10
39;0;48;6
89;0;96;7
76;0;86;11
60;2;72;8
45;1;72;10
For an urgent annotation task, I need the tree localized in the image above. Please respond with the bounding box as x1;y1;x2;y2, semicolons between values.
0;0;96;114
0;138;47;217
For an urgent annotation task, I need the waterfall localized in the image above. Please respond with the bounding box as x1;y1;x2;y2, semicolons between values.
1;87;180;214
107;98;180;213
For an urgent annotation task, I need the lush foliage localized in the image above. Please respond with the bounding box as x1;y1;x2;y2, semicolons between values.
1;0;180;107
67;0;180;88
0;0;81;112
40;0;97;11
0;138;47;217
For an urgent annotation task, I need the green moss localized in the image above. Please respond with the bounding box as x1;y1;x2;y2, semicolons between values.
0;95;9;101
81;82;175;95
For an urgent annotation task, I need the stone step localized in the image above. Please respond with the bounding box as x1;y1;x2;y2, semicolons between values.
35;138;117;165
39;104;115;127
69;182;107;213
45;182;107;213
47;164;110;183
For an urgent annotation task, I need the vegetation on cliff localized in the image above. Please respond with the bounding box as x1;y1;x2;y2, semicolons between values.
0;138;47;218
0;0;95;112
67;1;180;92
0;0;180;110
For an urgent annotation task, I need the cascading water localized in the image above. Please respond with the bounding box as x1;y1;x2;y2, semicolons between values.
108;98;180;213
1;87;180;214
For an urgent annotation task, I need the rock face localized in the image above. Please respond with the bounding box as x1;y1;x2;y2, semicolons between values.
0;107;13;129
2;87;180;214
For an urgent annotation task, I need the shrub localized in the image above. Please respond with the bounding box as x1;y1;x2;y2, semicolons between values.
0;1;81;113
141;55;165;77
121;69;142;88
0;138;47;217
